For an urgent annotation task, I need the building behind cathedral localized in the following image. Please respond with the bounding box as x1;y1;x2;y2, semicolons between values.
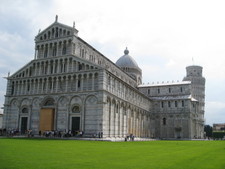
3;16;205;139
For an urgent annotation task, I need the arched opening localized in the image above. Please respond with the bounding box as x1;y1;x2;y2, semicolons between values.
20;107;29;134
70;105;81;135
62;43;66;55
163;118;166;125
22;107;28;114
72;105;80;113
39;98;55;133
52;46;57;56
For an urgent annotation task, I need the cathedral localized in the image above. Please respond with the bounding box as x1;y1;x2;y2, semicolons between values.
3;16;205;139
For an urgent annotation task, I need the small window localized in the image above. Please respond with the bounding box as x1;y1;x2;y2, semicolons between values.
169;88;171;93
53;47;57;56
27;84;30;91
78;64;82;71
175;101;178;107
82;49;85;58
78;80;81;88
168;101;171;107
182;100;184;107
44;49;48;58
11;82;14;95
180;87;183;92
22;108;28;114
44;99;54;106
62;45;66;55
72;106;80;113
163;118;166;125
158;88;160;94
161;102;164;108
148;89;150;95
108;77;111;85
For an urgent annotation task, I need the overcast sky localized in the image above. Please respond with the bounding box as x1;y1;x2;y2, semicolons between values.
0;0;225;125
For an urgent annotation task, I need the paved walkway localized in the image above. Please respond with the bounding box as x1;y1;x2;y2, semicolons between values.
0;135;157;142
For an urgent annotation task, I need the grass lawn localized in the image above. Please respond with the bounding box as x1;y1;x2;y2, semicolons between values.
0;138;224;169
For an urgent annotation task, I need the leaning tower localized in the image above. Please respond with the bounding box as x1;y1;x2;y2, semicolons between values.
183;65;206;138
183;65;205;114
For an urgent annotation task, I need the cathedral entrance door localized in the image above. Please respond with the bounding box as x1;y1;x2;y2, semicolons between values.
39;108;55;133
71;117;80;132
21;117;28;134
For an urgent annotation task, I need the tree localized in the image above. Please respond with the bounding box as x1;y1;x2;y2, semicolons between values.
204;125;212;138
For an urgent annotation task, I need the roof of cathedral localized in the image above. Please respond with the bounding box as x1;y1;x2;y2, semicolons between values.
116;48;140;69
138;81;191;87
150;95;198;101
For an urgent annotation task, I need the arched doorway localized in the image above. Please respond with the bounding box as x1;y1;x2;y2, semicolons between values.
20;107;29;134
70;105;81;135
39;99;55;133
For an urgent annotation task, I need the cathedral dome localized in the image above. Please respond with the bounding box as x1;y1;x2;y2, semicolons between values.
116;48;140;69
115;48;142;85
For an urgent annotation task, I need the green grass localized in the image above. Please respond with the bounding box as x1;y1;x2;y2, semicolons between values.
0;138;225;169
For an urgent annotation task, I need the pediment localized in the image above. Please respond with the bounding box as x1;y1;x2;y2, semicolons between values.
35;21;78;42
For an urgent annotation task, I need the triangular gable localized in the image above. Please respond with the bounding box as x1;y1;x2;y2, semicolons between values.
35;21;78;41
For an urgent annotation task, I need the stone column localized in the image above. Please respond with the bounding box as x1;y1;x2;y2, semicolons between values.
18;81;21;95
75;61;78;71
47;61;51;74
65;76;68;92
71;60;74;72
56;43;59;56
110;103;114;137
62;60;65;73
55;78;59;93
41;79;44;93
118;106;121;137
43;62;46;74
43;45;46;58
32;80;35;95
33;64;36;76
12;81;16;96
47;44;50;57
53;61;55;74
92;74;95;91
121;108;124;137
23;80;29;94
36;79;39;94
108;102;111;137
14;81;19;95
51;79;54;93
114;105;117;137
57;60;60;73
22;81;25;95
45;79;49;93
141;114;144;137
67;59;70;73
125;109;131;134
28;80;31;95
39;63;42;75
34;48;37;59
75;76;78;91
81;75;84;91
70;76;74;91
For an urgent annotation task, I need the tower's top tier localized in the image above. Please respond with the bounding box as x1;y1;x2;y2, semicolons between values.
186;65;203;77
